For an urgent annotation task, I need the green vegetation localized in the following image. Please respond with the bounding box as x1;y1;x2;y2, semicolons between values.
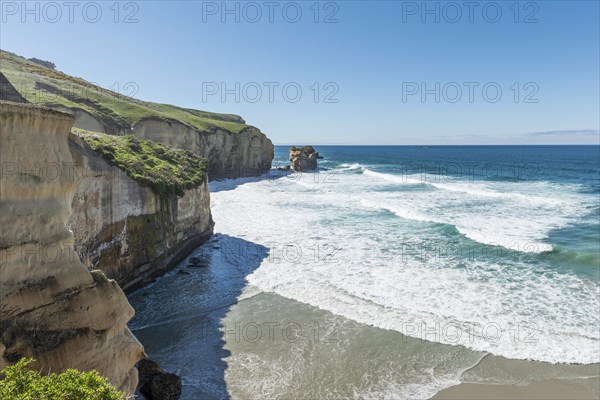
74;129;207;197
0;358;124;400
0;50;248;134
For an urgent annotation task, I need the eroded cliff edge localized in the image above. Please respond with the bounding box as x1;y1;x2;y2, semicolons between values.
67;132;214;292
132;119;274;179
1;50;258;290
1;50;275;180
0;101;144;394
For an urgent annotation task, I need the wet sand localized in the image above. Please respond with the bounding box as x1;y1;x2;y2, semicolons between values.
433;377;600;399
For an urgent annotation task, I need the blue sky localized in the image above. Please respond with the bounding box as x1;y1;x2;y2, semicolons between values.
1;0;599;144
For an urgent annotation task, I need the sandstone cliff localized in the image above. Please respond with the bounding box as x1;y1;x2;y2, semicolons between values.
1;50;245;288
67;133;214;292
131;118;274;179
0;101;144;394
0;50;275;180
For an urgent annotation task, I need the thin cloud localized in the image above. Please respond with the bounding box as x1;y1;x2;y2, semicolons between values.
525;130;600;137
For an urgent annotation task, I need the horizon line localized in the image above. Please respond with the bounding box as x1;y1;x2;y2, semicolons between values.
274;143;600;146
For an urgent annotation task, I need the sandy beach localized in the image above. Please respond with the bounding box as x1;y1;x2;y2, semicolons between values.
433;377;600;399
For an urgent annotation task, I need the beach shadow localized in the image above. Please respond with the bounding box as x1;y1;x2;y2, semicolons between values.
128;234;269;399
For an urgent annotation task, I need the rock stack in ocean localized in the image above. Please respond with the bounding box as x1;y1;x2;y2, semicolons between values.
289;145;319;171
0;101;143;395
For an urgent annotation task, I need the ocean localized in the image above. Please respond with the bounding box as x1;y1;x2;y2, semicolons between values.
129;145;600;399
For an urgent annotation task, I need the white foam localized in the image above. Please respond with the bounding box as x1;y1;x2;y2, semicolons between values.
358;169;592;253
363;168;424;185
210;168;600;365
339;163;364;170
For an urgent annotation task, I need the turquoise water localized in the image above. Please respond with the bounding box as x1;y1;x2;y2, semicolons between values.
273;145;600;280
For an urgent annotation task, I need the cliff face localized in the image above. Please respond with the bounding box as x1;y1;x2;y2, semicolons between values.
131;118;274;179
0;101;143;394
1;50;275;180
67;135;214;292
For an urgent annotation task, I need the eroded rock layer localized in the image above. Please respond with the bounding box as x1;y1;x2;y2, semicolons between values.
67;134;214;292
0;101;143;394
131;118;274;179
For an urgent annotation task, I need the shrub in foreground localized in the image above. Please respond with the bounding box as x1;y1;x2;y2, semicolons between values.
0;358;124;400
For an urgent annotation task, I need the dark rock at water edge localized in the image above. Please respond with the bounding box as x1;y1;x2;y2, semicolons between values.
138;359;162;382
187;255;209;268
147;374;182;400
137;358;182;400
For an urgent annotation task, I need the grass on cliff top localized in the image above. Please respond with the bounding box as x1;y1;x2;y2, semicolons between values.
0;358;124;400
0;49;248;134
74;129;208;197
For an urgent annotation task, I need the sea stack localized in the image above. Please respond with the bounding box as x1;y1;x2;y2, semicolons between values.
289;146;319;171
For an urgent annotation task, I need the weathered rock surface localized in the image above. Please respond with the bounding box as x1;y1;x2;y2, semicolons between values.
0;52;274;179
51;106;274;180
289;145;319;171
54;105;107;133
0;101;144;394
137;358;182;400
67;134;214;292
131;118;274;179
61;112;274;180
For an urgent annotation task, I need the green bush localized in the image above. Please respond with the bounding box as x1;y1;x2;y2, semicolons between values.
0;358;124;400
74;129;208;198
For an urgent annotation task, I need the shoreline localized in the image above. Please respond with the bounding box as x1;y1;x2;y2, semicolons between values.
433;377;600;399
128;232;600;399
